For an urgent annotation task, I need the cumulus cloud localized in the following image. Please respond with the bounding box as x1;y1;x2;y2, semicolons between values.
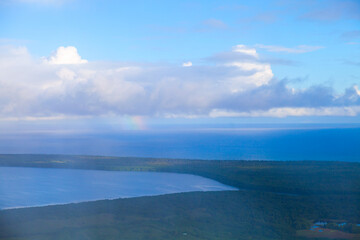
355;85;360;96
44;46;88;65
233;45;258;58
0;44;359;120
256;44;324;53
182;61;192;67
225;61;273;90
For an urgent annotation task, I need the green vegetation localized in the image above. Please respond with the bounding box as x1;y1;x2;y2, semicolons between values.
0;154;359;240
1;154;359;195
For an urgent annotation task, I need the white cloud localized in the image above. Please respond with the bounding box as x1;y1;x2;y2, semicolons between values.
56;68;76;80
0;44;359;120
256;44;324;53
44;46;88;65
182;61;192;67
210;106;360;118
355;85;360;96
227;62;273;89
233;45;258;58
226;46;273;91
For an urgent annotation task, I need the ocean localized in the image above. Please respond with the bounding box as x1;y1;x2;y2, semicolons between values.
0;126;359;161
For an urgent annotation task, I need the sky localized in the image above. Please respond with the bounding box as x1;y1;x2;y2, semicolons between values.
0;0;360;132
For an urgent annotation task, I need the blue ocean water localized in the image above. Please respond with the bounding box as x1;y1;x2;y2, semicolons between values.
0;167;236;210
0;127;359;161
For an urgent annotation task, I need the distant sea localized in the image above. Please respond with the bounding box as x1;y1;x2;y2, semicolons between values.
0;126;359;161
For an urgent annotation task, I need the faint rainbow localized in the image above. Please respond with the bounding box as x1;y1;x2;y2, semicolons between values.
122;116;147;130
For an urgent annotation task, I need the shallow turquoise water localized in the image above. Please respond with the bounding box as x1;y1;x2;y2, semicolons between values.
0;167;237;210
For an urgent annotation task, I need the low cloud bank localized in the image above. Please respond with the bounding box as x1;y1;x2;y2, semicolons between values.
0;45;359;120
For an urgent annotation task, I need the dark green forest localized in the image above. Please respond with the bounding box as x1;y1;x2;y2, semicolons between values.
0;154;359;240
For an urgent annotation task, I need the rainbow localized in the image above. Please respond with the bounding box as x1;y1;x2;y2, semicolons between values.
122;116;147;130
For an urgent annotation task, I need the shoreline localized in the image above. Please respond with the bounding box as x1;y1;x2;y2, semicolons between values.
0;189;240;212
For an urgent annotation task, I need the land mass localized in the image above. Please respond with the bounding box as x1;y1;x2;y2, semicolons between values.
0;154;359;240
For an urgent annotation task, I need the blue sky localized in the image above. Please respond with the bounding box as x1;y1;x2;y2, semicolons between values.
0;0;360;130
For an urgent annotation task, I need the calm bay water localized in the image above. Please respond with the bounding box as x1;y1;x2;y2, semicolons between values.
0;127;359;161
0;167;236;210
